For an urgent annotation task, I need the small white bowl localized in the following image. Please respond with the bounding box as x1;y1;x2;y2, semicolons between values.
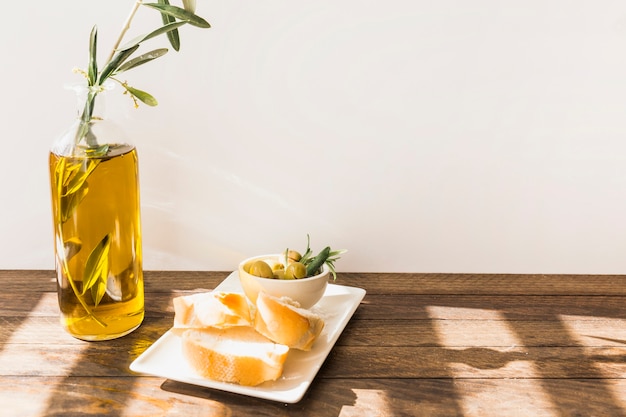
238;254;329;309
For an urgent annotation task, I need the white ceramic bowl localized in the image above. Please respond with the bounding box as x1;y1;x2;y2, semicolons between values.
238;254;329;309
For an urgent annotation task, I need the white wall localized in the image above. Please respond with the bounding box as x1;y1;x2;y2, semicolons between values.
2;0;626;274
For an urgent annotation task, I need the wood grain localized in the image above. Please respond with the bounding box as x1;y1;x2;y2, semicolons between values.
4;269;626;295
2;270;626;416
2;377;626;417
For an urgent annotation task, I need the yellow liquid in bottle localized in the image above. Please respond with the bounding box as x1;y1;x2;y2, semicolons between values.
49;144;144;340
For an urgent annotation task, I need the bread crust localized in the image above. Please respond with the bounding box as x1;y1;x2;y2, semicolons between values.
181;327;289;386
173;291;252;329
254;292;325;351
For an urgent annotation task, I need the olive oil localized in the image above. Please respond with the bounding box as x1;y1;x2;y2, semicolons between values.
49;144;144;340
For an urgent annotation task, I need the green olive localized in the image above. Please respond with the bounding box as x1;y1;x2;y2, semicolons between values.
242;260;255;273
249;260;274;278
273;268;286;279
287;250;302;263
285;261;307;279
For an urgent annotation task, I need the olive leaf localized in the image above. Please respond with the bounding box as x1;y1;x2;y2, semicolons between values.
118;21;187;53
61;185;88;223
142;3;211;28
56;235;108;328
298;234;314;264
84;144;110;157
98;44;140;85
125;85;158;106
324;248;347;281
291;235;346;281
63;159;99;196
54;157;70;197
55;158;100;222
158;0;180;51
116;48;169;73
91;276;107;309
81;234;111;307
88;26;98;86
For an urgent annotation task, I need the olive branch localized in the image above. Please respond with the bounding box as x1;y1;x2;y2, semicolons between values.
77;1;210;145
54;0;211;327
290;235;347;280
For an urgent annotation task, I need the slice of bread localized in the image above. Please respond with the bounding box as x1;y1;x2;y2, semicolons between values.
181;326;289;386
173;291;252;329
254;291;325;351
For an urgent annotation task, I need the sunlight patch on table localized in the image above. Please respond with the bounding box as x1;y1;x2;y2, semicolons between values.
123;393;233;417
0;388;53;417
559;314;626;392
0;296;88;373
427;306;542;377
606;379;626;412
339;389;392;417
427;305;554;415
0;296;88;415
559;315;626;347
454;379;558;417
426;305;509;320
427;306;522;347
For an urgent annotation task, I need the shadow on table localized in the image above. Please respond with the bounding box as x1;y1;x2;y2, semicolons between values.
503;312;626;416
161;377;363;416
404;294;626;417
159;292;626;416
161;377;468;416
33;279;626;417
39;291;174;417
0;271;52;355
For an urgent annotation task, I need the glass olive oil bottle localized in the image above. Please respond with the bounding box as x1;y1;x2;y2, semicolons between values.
50;143;144;340
47;1;212;340
49;88;144;341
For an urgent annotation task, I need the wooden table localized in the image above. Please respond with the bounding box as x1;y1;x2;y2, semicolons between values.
2;270;626;416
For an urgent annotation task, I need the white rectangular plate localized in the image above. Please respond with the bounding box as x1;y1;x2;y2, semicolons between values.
129;271;366;403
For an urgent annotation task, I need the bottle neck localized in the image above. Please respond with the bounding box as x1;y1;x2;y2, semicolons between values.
70;83;112;123
52;83;130;157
